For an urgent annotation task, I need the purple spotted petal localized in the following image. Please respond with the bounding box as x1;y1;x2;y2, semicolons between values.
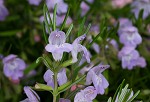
23;86;40;102
73;34;86;44
82;86;97;100
74;86;97;102
81;45;90;63
92;64;110;73
49;31;66;45
57;68;67;86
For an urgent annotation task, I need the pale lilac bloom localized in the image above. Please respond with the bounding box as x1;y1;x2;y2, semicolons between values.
115;89;133;102
43;68;67;88
112;0;133;8
45;31;72;61
118;18;132;35
118;46;146;69
0;1;9;21
80;2;90;16
27;0;41;6
119;26;142;47
2;54;26;80
131;0;150;19
21;86;40;102
74;86;97;102
59;98;71;102
71;34;90;63
46;0;68;14
86;64;109;94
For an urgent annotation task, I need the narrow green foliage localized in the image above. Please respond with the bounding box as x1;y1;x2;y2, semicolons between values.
84;23;91;35
107;97;112;102
78;17;86;36
60;8;70;30
66;24;73;38
53;4;57;31
43;4;51;33
42;22;48;44
128;90;140;102
0;30;21;36
112;79;125;102
35;83;53;92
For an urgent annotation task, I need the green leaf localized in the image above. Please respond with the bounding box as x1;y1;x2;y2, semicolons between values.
24;61;39;75
112;79;125;102
84;23;91;35
36;55;53;71
57;75;86;95
60;7;70;30
35;83;53;92
53;4;57;31
122;89;133;102
127;90;140;102
43;4;51;33
118;84;129;102
78;17;86;36
66;24;73;38
0;30;21;36
43;22;48;44
107;97;112;102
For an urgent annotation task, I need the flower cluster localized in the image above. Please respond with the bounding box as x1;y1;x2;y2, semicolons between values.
118;18;146;69
2;54;26;81
0;0;9;21
131;0;150;19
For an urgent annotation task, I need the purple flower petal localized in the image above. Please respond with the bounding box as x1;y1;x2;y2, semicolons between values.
43;69;54;88
23;86;40;102
49;31;66;45
57;68;67;86
0;4;9;21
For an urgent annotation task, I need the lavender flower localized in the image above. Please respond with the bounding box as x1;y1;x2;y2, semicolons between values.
46;0;68;14
21;86;40;102
131;0;150;19
74;86;97;102
80;2;90;16
118;46;146;69
0;1;9;21
59;98;71;102
119;26;142;47
2;54;26;80
86;64;109;94
43;68;67;88
27;0;41;6
71;34;90;63
118;18;132;35
45;31;72;61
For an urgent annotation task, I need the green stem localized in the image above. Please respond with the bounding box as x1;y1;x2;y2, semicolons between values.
53;72;58;102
